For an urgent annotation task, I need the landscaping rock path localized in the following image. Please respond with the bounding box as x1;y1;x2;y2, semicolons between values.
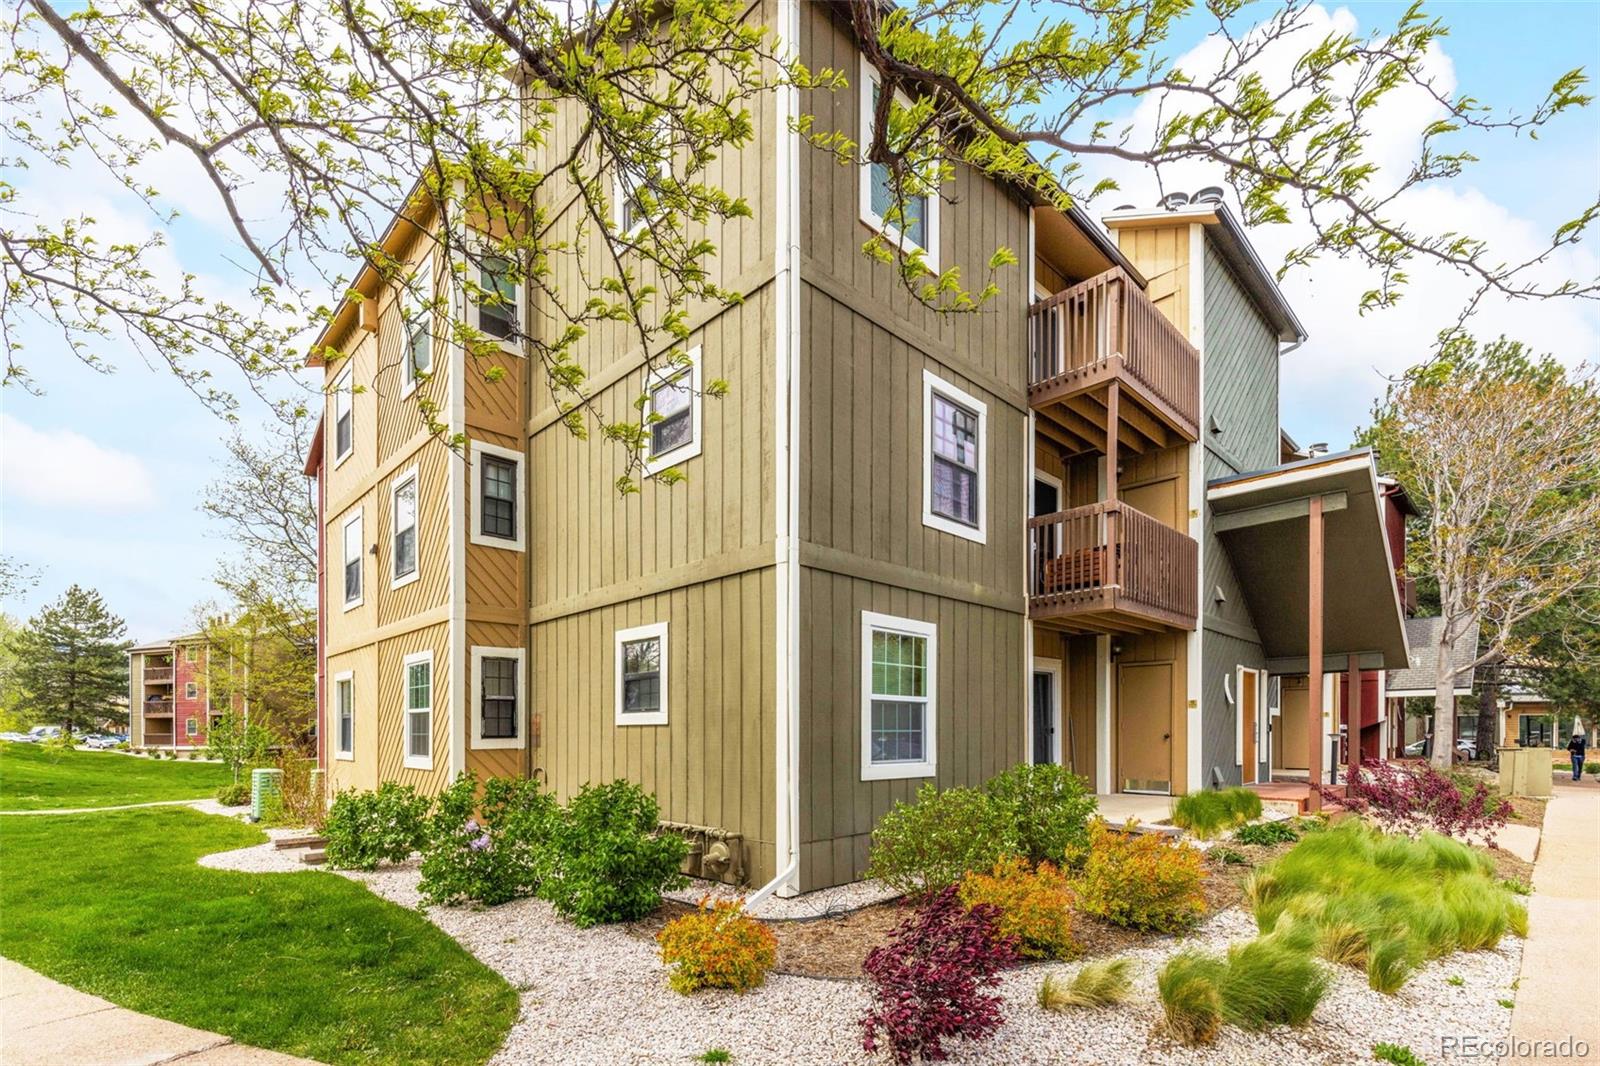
0;958;320;1066
1506;780;1600;1065
191;815;1529;1064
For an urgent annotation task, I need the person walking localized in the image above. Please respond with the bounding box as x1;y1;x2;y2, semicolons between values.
1566;727;1587;781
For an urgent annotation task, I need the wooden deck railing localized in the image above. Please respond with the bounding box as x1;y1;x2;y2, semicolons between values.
142;699;174;715
143;667;174;683
1028;501;1198;625
1029;268;1200;433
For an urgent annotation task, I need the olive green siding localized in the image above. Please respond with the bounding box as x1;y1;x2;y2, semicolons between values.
792;1;1030;891
1199;233;1282;786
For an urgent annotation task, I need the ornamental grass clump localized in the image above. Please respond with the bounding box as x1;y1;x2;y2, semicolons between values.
1216;935;1329;1029
1075;820;1207;932
859;886;1019;1065
1247;820;1522;994
657;898;778;995
958;856;1076;960
1038;957;1134;1011
1171;787;1262;839
419;772;558;907
1157;950;1225;1045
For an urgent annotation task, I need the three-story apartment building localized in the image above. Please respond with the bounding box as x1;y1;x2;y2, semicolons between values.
310;0;1410;894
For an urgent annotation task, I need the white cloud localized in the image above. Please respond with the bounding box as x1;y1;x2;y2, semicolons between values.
1;413;158;511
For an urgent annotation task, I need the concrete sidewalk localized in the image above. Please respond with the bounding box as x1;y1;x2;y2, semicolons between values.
0;958;319;1066
1505;780;1600;1064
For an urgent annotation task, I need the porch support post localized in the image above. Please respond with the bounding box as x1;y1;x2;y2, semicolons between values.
1105;381;1120;502
1307;495;1325;812
1347;652;1361;783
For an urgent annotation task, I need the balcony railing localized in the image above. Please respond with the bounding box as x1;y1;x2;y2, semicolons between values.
1027;501;1198;631
1028;268;1200;441
142;699;174;716
143;667;174;683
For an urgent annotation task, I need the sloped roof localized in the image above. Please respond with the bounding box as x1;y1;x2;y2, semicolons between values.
1387;615;1479;697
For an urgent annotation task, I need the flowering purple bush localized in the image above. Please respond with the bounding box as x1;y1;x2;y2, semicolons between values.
418;773;557;906
859;885;1019;1064
1323;760;1513;844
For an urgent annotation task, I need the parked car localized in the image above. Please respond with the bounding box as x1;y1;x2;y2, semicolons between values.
0;731;31;743
1456;737;1478;760
82;734;120;750
22;726;61;743
1403;738;1428;757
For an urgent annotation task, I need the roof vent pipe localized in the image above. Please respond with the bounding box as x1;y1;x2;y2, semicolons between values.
1193;186;1225;205
1308;442;1329;458
1160;191;1190;211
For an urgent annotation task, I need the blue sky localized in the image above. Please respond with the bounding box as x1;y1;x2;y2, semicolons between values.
2;1;1597;641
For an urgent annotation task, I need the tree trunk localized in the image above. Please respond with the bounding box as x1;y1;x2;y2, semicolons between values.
1430;628;1458;770
1476;658;1500;770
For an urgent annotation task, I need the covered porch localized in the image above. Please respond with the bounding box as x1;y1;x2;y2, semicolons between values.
1207;449;1411;810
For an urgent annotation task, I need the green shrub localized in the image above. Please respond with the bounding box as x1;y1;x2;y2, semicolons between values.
1373;1042;1428;1066
1172;787;1261;839
538;780;688;927
1233;819;1299;847
323;781;431;871
419;773;558;907
958;856;1076;960
864;784;1015;895
1157;950;1225;1045
698;1050;731;1064
1217;935;1329;1029
215;782;251;807
1038;958;1134;1011
1076;820;1207;932
1499;876;1531;896
1211;846;1250;865
983;764;1097;868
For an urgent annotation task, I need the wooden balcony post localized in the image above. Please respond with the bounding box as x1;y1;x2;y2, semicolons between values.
1307;495;1325;811
1106;381;1120;502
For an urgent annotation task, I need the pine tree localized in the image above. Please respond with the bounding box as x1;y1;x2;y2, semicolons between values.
13;586;130;734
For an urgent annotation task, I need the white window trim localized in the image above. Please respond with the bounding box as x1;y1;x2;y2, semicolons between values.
332;365;354;468
402;649;434;770
921;370;988;543
333;670;355;761
399;254;434;400
860;610;938;782
470;645;526;750
1031;656;1064;766
613;125;672;239
643;346;704;476
341;507;364;610
185;682;198;700
464;243;524;358
390;464;421;590
468;440;526;551
186;717;198;738
614;621;668;727
857;55;940;271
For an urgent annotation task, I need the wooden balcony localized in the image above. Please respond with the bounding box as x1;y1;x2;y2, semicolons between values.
1028;268;1199;452
143;667;174;683
142;700;174;717
1028;501;1198;633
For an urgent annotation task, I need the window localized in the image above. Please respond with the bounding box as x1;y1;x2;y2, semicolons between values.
469;440;525;551
334;672;354;759
861;611;937;781
403;651;433;769
184;645;197;663
185;682;198;700
391;467;419;588
333;367;354;465
471;646;525;749
643;346;702;474
474;255;519;343
921;370;987;542
614;622;668;726
401;256;433;395
342;509;364;608
613;123;671;237
186;717;198;737
858;56;939;269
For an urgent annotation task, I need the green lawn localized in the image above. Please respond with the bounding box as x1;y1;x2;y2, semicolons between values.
0;742;232;810
0;807;518;1064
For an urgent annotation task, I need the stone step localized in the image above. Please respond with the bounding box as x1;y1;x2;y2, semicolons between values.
300;849;327;866
274;834;327;850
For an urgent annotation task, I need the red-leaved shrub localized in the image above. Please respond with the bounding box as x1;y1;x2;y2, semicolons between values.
1323;761;1513;844
860;885;1019;1064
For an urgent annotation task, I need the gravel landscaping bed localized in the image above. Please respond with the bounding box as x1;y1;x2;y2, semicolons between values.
189;815;1524;1065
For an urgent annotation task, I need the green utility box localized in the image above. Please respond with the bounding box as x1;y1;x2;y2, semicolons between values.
250;767;283;821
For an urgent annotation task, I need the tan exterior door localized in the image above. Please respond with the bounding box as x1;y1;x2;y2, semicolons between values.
1121;477;1181;529
1275;677;1310;772
1118;662;1172;794
1240;669;1258;784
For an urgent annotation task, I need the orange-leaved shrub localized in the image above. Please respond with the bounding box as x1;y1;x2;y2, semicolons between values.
657;897;778;995
1075;820;1207;932
958;856;1076;959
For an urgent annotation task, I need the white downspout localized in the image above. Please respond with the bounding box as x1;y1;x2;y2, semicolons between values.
754;0;802;907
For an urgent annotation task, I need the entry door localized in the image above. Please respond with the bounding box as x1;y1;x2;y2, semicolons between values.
1118;662;1172;794
1030;669;1056;758
1239;669;1259;784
